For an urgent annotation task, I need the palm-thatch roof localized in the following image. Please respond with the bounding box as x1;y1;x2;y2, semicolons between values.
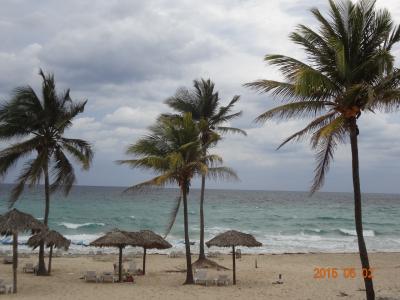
0;208;46;236
130;230;172;249
90;229;138;248
27;230;71;250
206;230;262;248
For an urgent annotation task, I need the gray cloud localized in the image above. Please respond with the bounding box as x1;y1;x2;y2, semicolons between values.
0;0;400;193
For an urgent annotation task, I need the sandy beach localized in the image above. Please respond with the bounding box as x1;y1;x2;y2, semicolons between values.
1;252;399;299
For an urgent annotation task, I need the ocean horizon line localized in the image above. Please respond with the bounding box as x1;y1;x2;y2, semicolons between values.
1;182;399;196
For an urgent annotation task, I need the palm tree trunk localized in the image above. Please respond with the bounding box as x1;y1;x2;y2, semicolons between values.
48;245;53;275
142;247;146;275
349;118;375;300
12;232;18;293
232;245;236;285
182;186;194;284
198;174;206;260
37;162;50;275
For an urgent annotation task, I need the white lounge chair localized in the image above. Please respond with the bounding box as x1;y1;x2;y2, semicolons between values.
194;269;208;285
207;251;222;258
0;280;13;294
100;272;115;283
23;263;35;273
214;274;231;286
2;256;13;264
84;271;98;283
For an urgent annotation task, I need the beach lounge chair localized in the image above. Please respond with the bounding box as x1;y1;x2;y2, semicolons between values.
0;280;13;294
127;261;137;274
168;250;184;258
84;271;98;283
207;251;222;258
100;272;115;283
132;251;143;258
194;269;208;285
2;256;13;264
214;274;231;286
23;263;35;273
113;263;127;275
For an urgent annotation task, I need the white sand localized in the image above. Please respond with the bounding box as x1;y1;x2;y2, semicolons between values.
0;252;399;299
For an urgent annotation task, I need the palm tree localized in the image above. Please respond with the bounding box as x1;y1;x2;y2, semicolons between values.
246;1;400;299
118;113;237;284
165;79;246;263
0;70;93;275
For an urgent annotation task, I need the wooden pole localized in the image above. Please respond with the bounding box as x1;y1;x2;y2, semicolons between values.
48;245;53;275
12;232;18;293
232;245;236;285
119;246;123;282
142;247;146;275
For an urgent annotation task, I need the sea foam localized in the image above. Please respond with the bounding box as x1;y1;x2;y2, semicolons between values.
58;222;105;229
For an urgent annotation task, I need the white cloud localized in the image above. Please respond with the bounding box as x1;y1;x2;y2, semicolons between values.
104;106;159;127
0;0;400;191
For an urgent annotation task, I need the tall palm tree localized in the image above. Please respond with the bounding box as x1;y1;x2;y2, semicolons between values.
246;1;400;299
165;79;246;262
118;113;237;284
0;70;94;275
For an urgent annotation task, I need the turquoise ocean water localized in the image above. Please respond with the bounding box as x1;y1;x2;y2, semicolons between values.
1;184;399;254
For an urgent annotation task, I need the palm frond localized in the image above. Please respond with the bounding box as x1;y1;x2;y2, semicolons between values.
61;138;93;170
215;126;247;136
163;193;182;238
255;101;330;123
310;116;347;194
0;137;41;178
50;148;76;195
123;173;175;193
9;152;47;206
206;167;238;181
277;111;338;149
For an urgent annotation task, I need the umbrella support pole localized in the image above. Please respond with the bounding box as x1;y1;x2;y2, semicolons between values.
48;245;53;275
13;232;18;293
143;247;146;275
232;245;236;285
119;246;123;282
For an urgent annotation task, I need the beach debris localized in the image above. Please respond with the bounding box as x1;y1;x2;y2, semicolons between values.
273;274;283;284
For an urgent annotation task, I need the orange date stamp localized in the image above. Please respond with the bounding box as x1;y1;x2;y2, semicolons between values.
313;267;374;279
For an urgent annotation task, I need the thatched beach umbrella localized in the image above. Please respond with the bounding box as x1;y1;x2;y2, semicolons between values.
90;230;138;282
27;230;70;275
206;230;262;285
129;230;172;275
0;209;46;293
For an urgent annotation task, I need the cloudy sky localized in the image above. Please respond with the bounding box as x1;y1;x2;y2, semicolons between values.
1;0;400;193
